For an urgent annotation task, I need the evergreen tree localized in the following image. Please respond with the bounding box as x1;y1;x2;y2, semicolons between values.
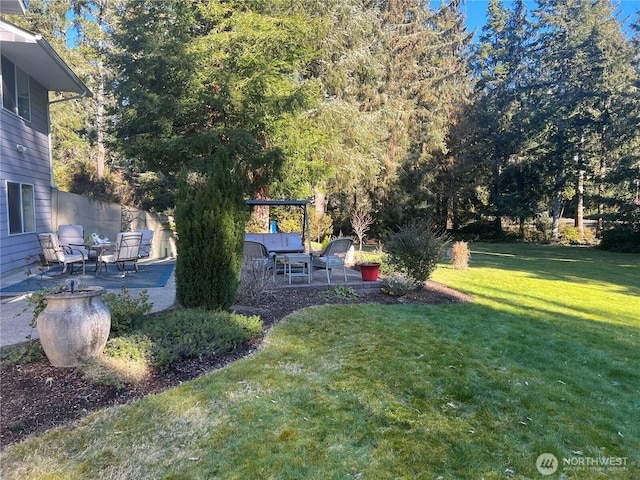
531;0;634;238
615;12;640;229
193;0;322;227
285;0;389;224
175;157;246;310
382;0;473;229
109;0;321;307
108;0;200;172
472;0;538;231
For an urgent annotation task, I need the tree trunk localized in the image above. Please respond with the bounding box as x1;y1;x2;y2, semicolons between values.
314;190;326;218
493;151;503;234
96;1;108;180
97;62;105;180
597;156;606;238
552;57;569;241
251;188;270;231
574;135;585;236
551;157;564;239
575;162;584;237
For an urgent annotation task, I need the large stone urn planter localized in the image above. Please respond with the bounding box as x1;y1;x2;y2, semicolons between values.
36;286;111;367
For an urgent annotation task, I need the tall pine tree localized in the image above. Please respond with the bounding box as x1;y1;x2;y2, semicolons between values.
531;0;634;238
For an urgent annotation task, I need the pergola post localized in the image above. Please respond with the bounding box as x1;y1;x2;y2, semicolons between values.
245;199;312;252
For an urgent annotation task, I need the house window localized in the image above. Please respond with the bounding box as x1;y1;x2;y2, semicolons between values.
1;55;31;121
7;182;35;235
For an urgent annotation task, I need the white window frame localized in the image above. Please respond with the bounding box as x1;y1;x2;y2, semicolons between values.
6;181;36;235
1;55;31;122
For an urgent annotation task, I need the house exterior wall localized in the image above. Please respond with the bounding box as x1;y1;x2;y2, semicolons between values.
0;66;175;274
0;76;53;273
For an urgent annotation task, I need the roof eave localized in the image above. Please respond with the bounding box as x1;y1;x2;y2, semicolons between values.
35;36;93;98
0;20;92;97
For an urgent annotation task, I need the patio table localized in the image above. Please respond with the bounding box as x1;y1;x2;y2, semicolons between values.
283;253;311;284
70;242;112;275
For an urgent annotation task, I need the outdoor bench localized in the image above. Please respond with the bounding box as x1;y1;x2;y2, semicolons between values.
244;233;305;255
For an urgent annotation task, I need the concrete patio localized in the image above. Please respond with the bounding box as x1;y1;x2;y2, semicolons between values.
0;258;380;348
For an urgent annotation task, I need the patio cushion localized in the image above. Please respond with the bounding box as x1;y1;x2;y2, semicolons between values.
134;229;154;257
244;233;304;254
58;224;95;259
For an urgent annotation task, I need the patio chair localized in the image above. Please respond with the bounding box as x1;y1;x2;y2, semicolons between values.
243;240;276;277
311;238;354;284
100;232;143;272
58;224;95;259
134;229;154;258
38;233;86;275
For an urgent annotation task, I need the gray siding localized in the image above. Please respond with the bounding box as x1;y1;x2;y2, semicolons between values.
0;76;53;273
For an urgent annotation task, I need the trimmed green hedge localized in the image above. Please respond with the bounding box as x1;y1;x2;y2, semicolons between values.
599;226;640;253
133;308;262;369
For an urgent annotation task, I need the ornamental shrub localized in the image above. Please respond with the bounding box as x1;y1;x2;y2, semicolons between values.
175;160;246;310
380;272;419;296
451;241;471;270
102;287;152;336
236;255;274;303
384;219;449;284
137;309;262;369
599;226;640;253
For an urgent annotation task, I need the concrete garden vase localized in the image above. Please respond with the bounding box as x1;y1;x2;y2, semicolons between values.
37;286;111;367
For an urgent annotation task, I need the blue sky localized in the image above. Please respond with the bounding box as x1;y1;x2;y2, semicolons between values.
430;0;640;39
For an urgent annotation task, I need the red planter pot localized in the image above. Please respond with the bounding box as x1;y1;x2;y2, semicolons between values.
359;262;380;281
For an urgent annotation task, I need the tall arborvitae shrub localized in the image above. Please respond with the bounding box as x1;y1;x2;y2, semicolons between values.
175;160;246;310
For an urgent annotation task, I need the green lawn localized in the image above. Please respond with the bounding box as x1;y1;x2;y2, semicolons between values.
1;243;638;479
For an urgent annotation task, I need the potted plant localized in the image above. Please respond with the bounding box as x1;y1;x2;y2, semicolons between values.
31;279;111;367
358;261;380;281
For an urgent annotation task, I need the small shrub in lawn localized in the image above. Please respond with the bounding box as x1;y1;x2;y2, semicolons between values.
558;225;595;245
384;218;449;283
236;257;274;303
137;309;263;369
451;241;471;270
380;272;419;296
0;341;45;365
329;286;360;299
102;288;153;336
599;226;640;253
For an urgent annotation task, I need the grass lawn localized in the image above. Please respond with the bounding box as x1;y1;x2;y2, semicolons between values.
1;243;638;479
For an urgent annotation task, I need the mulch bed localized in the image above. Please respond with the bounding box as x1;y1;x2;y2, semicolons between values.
0;282;471;450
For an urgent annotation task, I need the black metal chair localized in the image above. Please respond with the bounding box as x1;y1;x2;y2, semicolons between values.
100;232;143;272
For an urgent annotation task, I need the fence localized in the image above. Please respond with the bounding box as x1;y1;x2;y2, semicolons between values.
51;190;177;259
